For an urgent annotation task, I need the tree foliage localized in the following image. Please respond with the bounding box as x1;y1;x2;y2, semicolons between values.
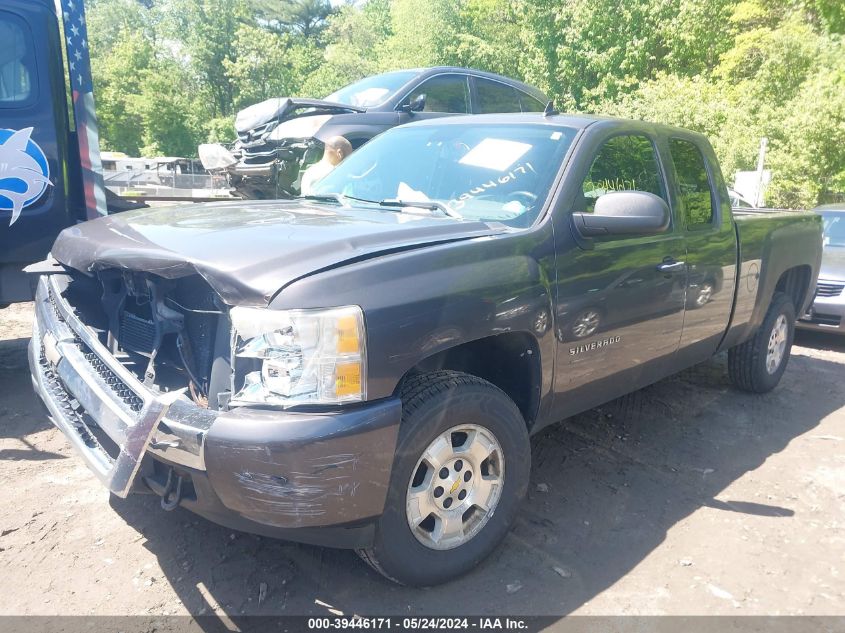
86;0;845;207
250;0;335;38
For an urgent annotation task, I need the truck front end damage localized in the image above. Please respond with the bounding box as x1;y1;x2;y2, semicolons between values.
29;271;401;546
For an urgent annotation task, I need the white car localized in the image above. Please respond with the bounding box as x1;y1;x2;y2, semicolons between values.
798;205;845;334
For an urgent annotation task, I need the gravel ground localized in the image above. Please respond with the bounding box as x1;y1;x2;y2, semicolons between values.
1;301;843;617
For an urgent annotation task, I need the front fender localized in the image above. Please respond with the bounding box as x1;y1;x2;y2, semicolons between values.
270;227;556;404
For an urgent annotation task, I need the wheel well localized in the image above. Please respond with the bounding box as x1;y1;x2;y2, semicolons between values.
400;333;541;427
775;265;812;313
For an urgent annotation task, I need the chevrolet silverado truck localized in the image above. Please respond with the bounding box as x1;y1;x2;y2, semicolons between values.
29;114;823;586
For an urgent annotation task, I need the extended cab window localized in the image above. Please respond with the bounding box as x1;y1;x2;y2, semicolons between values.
407;75;469;114
476;78;522;113
0;13;34;105
670;138;715;228
580;134;665;213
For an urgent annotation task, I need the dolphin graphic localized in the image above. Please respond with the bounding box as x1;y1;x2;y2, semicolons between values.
0;128;52;226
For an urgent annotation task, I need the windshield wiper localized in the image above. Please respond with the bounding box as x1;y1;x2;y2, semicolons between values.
299;193;384;206
298;193;344;204
379;198;462;219
300;193;462;219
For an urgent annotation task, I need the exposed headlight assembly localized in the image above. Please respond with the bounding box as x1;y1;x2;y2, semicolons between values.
230;306;366;407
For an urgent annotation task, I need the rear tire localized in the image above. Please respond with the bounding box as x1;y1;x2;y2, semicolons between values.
728;291;795;393
358;371;530;586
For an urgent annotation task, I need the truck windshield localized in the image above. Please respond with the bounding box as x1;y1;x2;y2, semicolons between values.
821;211;845;247
325;71;418;108
312;122;578;226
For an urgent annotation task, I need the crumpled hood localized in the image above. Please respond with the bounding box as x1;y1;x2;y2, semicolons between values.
820;246;845;281
52;200;504;305
235;97;365;134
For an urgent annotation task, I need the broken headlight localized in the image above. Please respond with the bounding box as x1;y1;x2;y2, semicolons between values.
230;306;366;407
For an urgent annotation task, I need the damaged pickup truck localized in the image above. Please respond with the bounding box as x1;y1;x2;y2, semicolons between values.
30;114;822;586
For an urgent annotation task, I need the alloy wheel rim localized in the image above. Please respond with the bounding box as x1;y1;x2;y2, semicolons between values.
766;314;788;374
406;424;505;550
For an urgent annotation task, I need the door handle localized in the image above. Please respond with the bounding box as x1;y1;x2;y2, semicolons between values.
656;259;686;273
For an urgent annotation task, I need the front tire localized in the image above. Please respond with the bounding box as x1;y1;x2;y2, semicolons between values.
359;371;530;586
728;291;795;393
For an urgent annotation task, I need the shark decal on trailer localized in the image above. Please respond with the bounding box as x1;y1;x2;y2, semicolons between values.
0;128;52;227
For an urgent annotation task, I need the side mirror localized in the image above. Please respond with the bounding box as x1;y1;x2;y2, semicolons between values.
401;93;426;114
572;191;670;237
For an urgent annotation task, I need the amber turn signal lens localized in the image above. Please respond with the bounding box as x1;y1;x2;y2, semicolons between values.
335;361;362;397
336;315;360;354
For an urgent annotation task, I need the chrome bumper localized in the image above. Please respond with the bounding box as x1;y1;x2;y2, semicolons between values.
28;276;210;497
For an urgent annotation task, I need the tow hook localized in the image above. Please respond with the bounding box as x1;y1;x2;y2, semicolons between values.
160;468;184;511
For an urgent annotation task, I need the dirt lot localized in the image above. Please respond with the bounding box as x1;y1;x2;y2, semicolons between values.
1;300;843;618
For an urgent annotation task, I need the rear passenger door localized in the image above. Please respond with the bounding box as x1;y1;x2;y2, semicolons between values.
552;131;688;417
668;136;737;363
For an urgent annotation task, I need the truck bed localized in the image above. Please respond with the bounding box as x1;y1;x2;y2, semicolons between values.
733;208;810;216
723;209;823;349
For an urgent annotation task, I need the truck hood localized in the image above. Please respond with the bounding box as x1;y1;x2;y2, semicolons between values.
51;200;504;305
820;246;845;281
235;98;365;134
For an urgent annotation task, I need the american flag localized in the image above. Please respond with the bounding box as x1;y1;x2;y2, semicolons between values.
61;0;107;220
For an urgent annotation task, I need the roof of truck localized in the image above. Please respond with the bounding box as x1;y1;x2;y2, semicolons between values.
407;112;702;134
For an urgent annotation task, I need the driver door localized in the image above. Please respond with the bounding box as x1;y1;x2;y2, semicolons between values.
551;132;687;418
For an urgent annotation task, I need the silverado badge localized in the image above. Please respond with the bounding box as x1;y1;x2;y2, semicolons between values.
569;335;622;356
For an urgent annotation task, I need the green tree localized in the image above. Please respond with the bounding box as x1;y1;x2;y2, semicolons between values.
766;65;845;207
449;0;523;77
379;0;463;69
163;0;249;118
90;28;155;155
519;0;679;110
224;25;319;108
135;64;203;157
299;0;391;96
250;0;335;38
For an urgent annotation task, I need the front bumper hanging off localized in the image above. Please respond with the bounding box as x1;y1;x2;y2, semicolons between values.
28;275;401;547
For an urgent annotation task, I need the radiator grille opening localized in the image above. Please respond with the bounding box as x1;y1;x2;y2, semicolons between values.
816;282;844;298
